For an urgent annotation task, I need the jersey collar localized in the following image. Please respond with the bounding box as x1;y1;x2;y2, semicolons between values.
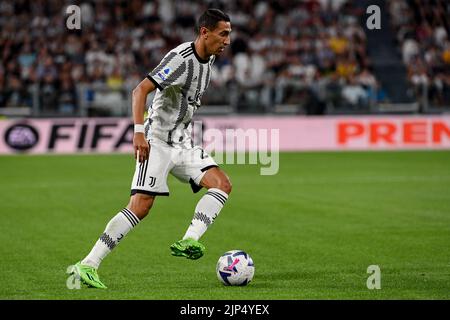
191;42;210;64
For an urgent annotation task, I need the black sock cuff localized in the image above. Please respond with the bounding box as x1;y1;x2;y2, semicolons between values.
205;189;228;206
121;208;140;227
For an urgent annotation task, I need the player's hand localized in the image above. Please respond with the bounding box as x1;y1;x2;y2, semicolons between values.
133;133;150;163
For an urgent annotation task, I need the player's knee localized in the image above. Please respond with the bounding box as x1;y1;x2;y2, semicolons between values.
127;194;155;220
201;168;232;194
217;177;232;195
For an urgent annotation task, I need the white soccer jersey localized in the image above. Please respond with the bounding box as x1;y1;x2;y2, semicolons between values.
146;42;215;148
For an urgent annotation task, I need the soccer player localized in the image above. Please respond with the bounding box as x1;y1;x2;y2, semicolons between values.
72;9;232;289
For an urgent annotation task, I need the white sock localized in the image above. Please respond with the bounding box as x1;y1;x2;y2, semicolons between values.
183;188;228;241
81;208;140;269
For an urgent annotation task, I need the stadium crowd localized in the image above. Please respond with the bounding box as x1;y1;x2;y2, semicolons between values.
389;0;450;107
0;0;446;116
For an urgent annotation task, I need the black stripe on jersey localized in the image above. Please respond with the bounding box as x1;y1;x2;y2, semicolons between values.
168;59;194;144
160;61;187;89
179;46;192;56
196;63;204;100
144;118;152;137
136;161;144;186
137;159;148;186
181;49;193;58
167;131;173;146
138;160;145;186
147;75;163;91
204;64;211;91
181;47;193;56
141;159;149;187
149;52;178;78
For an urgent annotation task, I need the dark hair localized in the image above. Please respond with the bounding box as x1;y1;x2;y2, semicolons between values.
197;9;230;33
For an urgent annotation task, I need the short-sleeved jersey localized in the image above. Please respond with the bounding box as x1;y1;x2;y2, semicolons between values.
145;42;215;148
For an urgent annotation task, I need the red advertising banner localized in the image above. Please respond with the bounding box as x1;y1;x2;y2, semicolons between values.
0;115;449;154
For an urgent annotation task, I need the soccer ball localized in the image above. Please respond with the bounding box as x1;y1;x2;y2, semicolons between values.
216;250;254;286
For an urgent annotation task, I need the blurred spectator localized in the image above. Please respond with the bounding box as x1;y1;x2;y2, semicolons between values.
40;73;58;112
402;37;420;64
233;47;268;111
0;0;383;114
336;56;358;80
3;74;31;108
389;0;450;107
106;66;124;90
329;30;349;56
342;77;368;107
356;68;377;88
58;76;78;115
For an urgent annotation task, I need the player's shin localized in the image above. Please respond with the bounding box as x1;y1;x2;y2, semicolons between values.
81;208;140;269
183;188;228;241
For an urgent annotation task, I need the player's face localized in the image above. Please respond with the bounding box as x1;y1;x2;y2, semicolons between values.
205;21;232;55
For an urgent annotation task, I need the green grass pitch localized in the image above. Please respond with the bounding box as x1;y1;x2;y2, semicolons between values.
0;151;449;299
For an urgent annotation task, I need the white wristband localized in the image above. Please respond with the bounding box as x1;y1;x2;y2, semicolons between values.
134;124;145;134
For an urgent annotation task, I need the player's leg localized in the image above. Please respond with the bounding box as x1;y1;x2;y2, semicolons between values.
170;147;231;259
198;166;232;193
74;142;172;288
182;166;231;240
74;194;155;289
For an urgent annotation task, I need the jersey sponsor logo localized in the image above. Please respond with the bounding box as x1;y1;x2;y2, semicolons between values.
157;67;172;81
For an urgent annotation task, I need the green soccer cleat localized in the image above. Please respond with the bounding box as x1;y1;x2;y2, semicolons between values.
170;238;205;260
73;262;107;289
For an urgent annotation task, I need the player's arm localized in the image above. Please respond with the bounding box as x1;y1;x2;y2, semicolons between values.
132;78;155;163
